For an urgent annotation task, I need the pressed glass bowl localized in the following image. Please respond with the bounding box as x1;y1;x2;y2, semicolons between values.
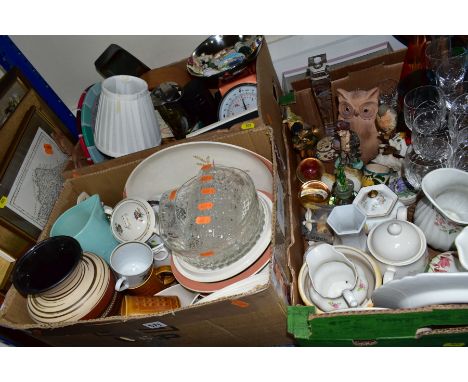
158;165;265;270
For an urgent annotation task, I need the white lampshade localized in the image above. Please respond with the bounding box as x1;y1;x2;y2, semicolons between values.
94;75;161;157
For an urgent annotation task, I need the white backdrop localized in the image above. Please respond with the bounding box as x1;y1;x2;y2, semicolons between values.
10;35;405;114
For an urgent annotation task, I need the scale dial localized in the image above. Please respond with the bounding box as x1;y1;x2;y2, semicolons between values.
218;83;258;120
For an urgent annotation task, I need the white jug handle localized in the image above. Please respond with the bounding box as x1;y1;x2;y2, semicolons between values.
396;206;408;221
103;205;113;217
151;243;169;262
76;191;90;204
115;276;129;292
383;269;396;284
342;289;358;308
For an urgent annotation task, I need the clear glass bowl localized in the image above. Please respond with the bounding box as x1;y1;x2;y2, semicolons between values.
403;145;448;190
158;165;265;270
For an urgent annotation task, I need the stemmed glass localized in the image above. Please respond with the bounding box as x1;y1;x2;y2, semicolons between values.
403;85;446;132
448;92;468;140
436;53;467;108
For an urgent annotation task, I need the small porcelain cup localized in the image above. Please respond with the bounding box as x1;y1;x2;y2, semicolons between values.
306;243;368;310
105;197;160;244
362;163;392;186
110;241;165;292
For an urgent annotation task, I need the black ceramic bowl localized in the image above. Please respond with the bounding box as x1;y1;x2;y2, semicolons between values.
11;236;83;296
186;35;264;80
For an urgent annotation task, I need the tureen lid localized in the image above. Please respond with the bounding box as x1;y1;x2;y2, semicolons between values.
367;220;426;265
110;198;156;243
354;184;398;218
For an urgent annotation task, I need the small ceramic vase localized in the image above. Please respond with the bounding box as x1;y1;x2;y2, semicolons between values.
327;204;367;251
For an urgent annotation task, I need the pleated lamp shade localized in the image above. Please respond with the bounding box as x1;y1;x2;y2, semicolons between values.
94;75;161;157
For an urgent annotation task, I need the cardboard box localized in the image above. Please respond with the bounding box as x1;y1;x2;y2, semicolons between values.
0;125;297;346
64;39;288;185
0;39;300;346
285;49;468;346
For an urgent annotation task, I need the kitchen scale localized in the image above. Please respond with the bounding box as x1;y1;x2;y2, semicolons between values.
187;65;259;137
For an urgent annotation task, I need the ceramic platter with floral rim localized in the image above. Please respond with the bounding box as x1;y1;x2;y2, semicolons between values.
372;273;468;309
171;191;272;283
125;141;273;200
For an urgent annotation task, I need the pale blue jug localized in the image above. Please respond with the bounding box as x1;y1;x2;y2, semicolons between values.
50;194;119;264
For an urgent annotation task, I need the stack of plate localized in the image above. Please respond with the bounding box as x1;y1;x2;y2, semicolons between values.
124;141;274;293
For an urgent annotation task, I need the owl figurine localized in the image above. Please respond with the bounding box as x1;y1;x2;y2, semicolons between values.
337;87;381;164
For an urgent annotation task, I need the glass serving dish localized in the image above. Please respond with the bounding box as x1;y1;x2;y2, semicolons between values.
158;165;265;270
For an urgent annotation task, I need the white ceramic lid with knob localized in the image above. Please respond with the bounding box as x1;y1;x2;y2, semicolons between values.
353;184;398;218
108;197;158;243
367;219;426;265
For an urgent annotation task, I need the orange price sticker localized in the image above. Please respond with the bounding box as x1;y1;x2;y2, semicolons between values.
199;251;214;257
231;300;249;308
198;202;213;211
43;143;54;155
169;190;177;201
200;175;213;182
201;164;213;171
201;187;216;195
195;216;212;224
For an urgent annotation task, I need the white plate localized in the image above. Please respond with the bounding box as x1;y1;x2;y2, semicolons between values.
172;192;272;283
155;284;200;307
124;141;273;200
195;270;270;304
372;273;468;309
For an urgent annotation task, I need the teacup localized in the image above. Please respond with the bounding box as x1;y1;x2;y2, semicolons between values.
306;243;368;312
110;241;166;292
127;264;175;296
105;197;160;244
362;163;392;186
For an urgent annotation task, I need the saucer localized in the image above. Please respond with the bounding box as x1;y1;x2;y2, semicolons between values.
171;191;272;282
171;245;272;293
372;273;468;309
299;245;382;313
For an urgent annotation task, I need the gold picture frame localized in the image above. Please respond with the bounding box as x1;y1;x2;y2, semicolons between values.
0;67;30;130
0;105;74;258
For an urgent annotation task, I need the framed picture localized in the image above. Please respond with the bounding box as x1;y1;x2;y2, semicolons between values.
0;67;30;130
0;106;74;246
